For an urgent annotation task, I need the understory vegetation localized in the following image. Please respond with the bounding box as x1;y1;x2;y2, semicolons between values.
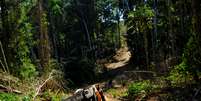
0;0;201;100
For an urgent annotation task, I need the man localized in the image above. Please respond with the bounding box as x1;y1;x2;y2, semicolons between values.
95;84;106;101
63;84;106;101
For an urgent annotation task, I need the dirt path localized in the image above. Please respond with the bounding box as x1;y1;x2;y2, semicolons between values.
97;47;131;101
64;47;157;101
95;47;156;101
65;47;132;101
104;47;131;69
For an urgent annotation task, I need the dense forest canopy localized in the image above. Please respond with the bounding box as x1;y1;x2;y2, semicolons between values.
0;0;201;100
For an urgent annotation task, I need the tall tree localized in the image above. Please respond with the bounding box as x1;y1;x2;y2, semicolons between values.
37;0;51;73
185;0;201;82
0;0;11;70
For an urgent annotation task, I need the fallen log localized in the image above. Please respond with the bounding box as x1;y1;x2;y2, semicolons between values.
124;70;156;74
0;84;22;94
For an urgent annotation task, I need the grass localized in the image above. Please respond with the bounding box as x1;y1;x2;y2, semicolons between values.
128;80;152;97
126;63;201;101
127;79;168;100
0;91;68;101
0;93;20;101
106;88;128;98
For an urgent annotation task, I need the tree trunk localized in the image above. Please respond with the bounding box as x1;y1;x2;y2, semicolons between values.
153;0;158;68
143;19;149;69
37;0;51;73
117;7;121;48
191;0;201;82
0;0;12;70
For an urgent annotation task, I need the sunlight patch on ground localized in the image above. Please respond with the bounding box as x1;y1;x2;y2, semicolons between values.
104;47;131;69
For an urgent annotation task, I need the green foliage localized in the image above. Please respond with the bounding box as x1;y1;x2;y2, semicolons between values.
183;35;201;71
127;5;154;33
0;93;20;101
168;61;193;86
168;36;200;84
175;61;189;74
19;59;37;79
168;34;201;85
51;95;61;101
106;88;127;98
15;23;36;79
128;80;156;98
96;0;118;15
39;90;65;101
11;1;37;79
136;7;153;30
129;81;147;95
128;5;154;18
21;95;31;101
65;56;97;84
77;57;97;79
42;13;49;27
126;4;154;66
49;59;62;70
49;0;62;15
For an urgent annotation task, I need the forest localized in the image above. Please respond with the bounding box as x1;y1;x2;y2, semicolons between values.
0;0;201;101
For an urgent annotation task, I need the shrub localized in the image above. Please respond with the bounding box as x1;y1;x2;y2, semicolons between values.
21;95;31;101
106;88;127;98
0;93;20;101
167;61;193;86
19;60;37;79
128;80;153;98
65;57;97;85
